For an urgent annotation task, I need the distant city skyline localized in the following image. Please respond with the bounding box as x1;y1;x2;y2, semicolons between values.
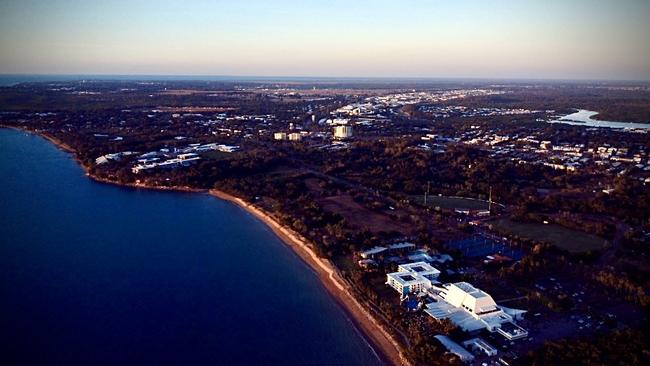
1;0;649;81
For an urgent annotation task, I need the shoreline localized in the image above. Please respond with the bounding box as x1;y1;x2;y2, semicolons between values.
209;189;409;366
552;110;650;129
2;126;409;366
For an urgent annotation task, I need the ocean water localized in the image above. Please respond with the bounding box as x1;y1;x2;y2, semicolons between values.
0;128;382;366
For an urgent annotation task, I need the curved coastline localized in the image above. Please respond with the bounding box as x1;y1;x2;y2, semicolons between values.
209;189;409;366
2;126;408;366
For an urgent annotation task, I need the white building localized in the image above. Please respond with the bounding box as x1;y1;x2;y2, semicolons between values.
95;151;137;165
398;262;441;279
360;246;387;259
274;132;287;140
462;338;498;357
177;153;199;161
131;155;200;174
434;335;475;363
386;262;440;296
95;156;110;165
388;242;416;252
329;118;350;125
333;125;353;140
387;272;431;296
288;132;302;141
408;251;434;263
425;282;528;339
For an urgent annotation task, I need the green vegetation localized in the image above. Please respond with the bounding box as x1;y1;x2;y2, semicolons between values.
202;150;239;161
492;218;608;253
521;328;650;366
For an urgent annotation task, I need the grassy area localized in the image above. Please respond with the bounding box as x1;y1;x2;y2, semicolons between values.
492;218;608;253
322;194;412;234
410;195;490;210
202;150;238;161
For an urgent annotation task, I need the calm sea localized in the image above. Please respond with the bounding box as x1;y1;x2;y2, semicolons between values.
0;128;382;366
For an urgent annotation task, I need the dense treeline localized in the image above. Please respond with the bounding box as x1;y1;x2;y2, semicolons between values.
520;329;650;366
308;138;650;226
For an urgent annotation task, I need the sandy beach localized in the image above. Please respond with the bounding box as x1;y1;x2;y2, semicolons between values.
209;189;409;366
3;126;409;366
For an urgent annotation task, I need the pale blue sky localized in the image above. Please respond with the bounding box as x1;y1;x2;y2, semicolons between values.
1;0;649;80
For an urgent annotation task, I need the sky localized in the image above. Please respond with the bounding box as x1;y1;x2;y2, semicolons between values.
0;0;649;80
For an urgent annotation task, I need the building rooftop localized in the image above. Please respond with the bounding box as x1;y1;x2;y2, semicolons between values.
398;262;441;279
399;274;416;282
434;335;475;362
497;321;529;340
407;252;434;262
387;272;422;286
463;338;498;356
386;261;441;295
426;282;528;337
360;246;387;258
388;242;416;250
425;301;487;332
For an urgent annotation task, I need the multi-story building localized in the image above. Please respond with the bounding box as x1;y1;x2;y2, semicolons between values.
333;125;353;140
386;262;440;296
425;282;528;340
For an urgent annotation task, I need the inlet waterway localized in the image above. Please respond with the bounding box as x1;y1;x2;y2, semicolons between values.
549;109;650;129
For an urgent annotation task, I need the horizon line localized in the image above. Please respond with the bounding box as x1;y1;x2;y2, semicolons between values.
1;73;650;84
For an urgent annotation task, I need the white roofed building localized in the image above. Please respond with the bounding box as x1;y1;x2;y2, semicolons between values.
360;246;387;259
388;241;416;252
398;262;441;280
386;262;440;296
442;282;500;316
434;335;475;363
462;338;498;357
425;282;528;339
386;272;430;296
